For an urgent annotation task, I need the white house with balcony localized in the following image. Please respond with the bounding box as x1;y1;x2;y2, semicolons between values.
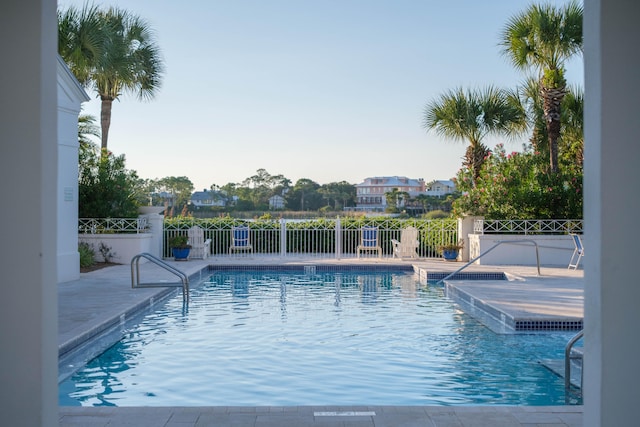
354;176;455;211
355;176;426;211
426;179;456;197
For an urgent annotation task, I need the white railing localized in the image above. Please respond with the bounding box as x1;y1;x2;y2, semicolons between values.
474;219;583;235
163;218;458;259
79;217;149;234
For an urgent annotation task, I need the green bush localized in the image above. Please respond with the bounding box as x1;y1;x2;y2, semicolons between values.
79;146;140;218
423;210;450;219
79;242;95;268
453;143;583;219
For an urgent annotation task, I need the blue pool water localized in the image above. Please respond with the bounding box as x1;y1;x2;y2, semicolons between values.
60;271;573;406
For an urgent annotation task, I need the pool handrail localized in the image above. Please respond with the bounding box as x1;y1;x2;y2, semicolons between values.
131;252;189;302
565;329;584;403
436;239;541;285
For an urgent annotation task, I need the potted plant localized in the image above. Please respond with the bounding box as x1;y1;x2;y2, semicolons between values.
438;240;464;261
169;235;191;261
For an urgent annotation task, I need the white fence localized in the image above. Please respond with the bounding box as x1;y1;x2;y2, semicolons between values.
470;219;584;266
77;216;584;265
78;217;149;234
163;218;459;259
474;219;583;235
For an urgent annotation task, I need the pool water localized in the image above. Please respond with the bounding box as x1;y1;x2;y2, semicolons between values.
60;271;573;406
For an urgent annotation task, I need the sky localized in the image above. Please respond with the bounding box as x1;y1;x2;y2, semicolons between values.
60;0;583;192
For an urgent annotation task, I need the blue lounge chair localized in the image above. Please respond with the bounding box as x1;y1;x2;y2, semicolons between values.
229;226;253;255
357;226;382;258
568;234;584;270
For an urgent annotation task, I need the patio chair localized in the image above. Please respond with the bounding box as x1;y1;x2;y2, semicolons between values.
188;226;211;259
568;233;584;270
229;226;253;255
391;226;419;259
357;226;382;258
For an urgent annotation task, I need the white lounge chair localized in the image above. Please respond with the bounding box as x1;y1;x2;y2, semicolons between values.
188;226;211;259
568;233;584;270
391;226;419;259
357;226;382;258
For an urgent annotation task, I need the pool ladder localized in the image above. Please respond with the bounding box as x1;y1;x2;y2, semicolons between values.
564;329;584;403
131;253;189;302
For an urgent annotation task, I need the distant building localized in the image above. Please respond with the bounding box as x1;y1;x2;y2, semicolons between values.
269;195;285;210
190;189;226;207
426;180;456;197
351;176;456;212
354;176;426;212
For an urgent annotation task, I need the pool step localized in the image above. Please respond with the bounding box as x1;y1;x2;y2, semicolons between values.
540;352;583;389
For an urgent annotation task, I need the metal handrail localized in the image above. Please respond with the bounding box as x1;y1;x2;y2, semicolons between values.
131;252;189;302
436;239;541;285
565;329;584;403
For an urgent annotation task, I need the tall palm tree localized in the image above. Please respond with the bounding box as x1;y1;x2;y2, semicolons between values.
58;4;104;85
58;5;165;150
560;85;584;167
500;1;583;173
518;76;547;154
423;86;526;182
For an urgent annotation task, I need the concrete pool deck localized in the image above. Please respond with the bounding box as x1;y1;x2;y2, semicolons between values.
58;256;584;426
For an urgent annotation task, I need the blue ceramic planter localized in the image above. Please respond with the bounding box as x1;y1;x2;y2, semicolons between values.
172;247;191;260
442;249;459;261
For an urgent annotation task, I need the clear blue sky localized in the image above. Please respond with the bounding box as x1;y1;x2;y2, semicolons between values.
60;0;583;191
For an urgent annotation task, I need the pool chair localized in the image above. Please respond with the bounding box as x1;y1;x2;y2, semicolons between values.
229;226;253;255
188;225;212;259
568;233;584;270
391;226;419;259
357;226;382;258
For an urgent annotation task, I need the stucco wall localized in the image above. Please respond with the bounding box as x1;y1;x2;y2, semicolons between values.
468;234;577;267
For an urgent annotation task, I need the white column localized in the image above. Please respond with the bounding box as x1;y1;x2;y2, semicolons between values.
0;1;58;425
457;216;481;262
584;1;640;425
147;213;165;258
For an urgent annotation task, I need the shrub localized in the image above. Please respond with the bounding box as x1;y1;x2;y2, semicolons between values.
453;143;583;219
78;242;95;268
98;242;116;263
79;146;140;218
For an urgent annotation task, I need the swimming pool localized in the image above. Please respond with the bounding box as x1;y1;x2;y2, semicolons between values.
60;270;574;406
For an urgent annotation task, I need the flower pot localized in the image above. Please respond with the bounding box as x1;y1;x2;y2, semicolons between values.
172;247;191;261
442;249;459;261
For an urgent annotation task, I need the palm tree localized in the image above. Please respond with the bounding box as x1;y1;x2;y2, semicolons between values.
560;85;584;167
423;86;526;182
500;1;583;173
58;4;104;85
519;76;547;154
78;114;100;149
58;5;165;150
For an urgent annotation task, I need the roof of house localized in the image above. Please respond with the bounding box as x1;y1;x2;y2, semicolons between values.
431;180;455;187
357;176;424;187
191;190;214;201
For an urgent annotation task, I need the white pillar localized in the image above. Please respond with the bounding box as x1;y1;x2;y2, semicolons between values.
584;1;640;425
0;1;58;425
57;58;89;283
145;213;165;259
457;216;481;262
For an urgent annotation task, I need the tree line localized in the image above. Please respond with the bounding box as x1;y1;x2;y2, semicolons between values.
65;2;584;220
